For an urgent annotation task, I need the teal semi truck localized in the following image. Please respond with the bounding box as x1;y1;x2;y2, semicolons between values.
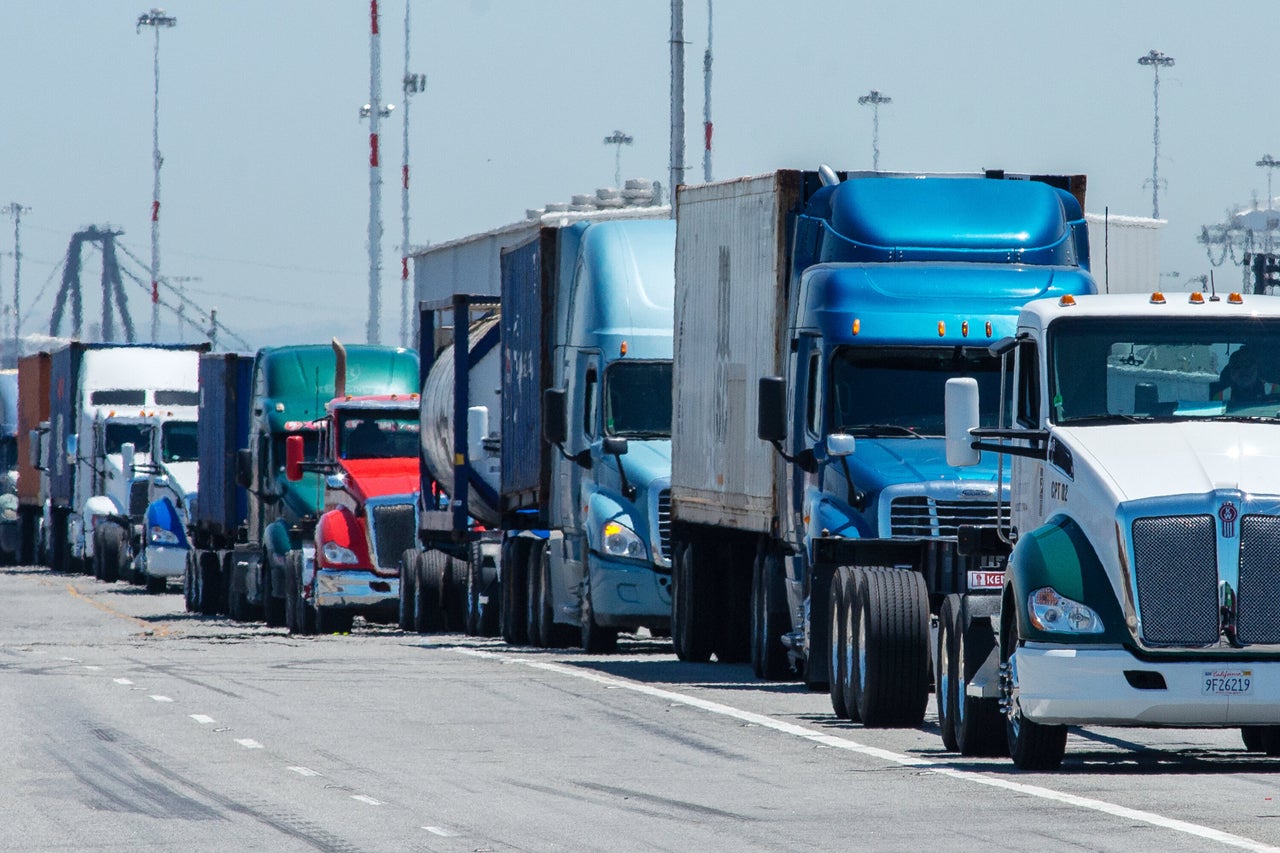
222;344;418;623
407;207;675;653
669;169;1098;750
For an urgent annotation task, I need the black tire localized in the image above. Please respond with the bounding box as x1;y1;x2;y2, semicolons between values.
466;541;501;637
228;559;253;622
937;594;961;752
200;553;223;616
714;541;752;664
536;547;578;649
848;566;931;727
828;566;851;719
48;509;69;572
672;538;716;663
581;564;619;654
415;550;447;633
500;538;528;645
99;525;123;584
1002;606;1068;770
316;605;354;635
444;554;469;633
1240;726;1280;754
525;543;545;647
91;526;104;580
18;506;38;566
145;573;167;594
285;551;315;635
751;550;791;680
262;554;286;627
952;598;1006;756
183;551;198;611
399;549;417;631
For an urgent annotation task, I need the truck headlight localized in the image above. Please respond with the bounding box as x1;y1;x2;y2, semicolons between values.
601;520;646;560
1028;587;1104;634
322;541;360;565
149;526;180;545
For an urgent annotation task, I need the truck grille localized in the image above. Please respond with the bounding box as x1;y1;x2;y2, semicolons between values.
1131;515;1219;646
370;503;416;574
888;497;1006;538
657;489;672;562
1237;515;1280;645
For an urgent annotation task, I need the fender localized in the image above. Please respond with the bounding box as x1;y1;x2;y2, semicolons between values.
803;484;871;564
263;520;296;571
144;496;190;548
314;506;373;570
1005;514;1128;645
584;489;645;562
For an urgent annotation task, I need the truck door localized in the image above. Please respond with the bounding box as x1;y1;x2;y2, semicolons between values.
782;336;821;553
548;350;599;611
1009;336;1045;535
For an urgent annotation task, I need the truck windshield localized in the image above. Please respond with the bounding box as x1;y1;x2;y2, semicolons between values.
161;420;198;463
1050;317;1280;424
830;346;1004;436
104;422;150;455
339;412;420;459
604;360;672;438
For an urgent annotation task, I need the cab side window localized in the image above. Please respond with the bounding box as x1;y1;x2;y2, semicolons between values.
583;368;598;438
1016;341;1041;428
805;353;821;437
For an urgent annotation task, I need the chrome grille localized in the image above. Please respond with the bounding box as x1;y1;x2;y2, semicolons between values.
370;503;416;573
1132;515;1218;646
889;497;1007;539
657;489;672;561
1238;515;1280;645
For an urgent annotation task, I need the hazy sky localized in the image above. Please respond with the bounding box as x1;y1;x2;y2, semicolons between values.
2;1;1276;351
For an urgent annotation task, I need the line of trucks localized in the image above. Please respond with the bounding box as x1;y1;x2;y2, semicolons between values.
13;167;1280;771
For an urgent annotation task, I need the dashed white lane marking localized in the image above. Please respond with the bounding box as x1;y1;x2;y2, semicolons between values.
235;739;264;750
453;647;1280;853
351;795;383;806
149;695;173;703
287;766;320;777
83;665;102;671
113;678;133;685
190;714;215;724
423;826;458;837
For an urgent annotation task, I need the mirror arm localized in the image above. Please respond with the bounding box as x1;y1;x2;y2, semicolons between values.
767;438;797;464
838;456;868;511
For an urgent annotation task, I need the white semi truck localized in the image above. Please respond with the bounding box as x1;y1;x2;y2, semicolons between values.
945;290;1280;769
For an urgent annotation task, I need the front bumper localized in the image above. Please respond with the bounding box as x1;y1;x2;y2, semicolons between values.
313;569;398;611
1013;643;1280;726
145;544;188;578
588;555;671;628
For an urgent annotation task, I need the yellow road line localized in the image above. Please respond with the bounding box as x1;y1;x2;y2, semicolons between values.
64;583;172;637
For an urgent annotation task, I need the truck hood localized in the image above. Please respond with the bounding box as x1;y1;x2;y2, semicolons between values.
339;458;419;502
850;437;1000;492
1058;422;1280;502
164;460;198;498
616;439;671;491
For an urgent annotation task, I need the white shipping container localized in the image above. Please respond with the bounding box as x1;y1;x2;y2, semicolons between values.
1085;212;1163;295
671;172;801;533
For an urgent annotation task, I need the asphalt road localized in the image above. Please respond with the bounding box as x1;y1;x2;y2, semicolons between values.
4;565;1280;852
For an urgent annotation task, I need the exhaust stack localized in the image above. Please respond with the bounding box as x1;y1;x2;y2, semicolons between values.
332;338;348;399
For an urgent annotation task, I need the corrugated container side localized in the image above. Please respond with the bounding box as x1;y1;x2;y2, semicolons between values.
1084;213;1163;294
194;353;253;534
48;344;84;508
499;235;547;517
16;352;51;506
671;172;801;533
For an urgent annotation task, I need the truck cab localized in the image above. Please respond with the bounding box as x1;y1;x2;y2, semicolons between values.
130;413;200;591
283;393;420;634
947;291;1280;768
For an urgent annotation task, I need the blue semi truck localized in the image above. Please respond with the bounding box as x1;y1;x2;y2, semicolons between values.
669;169;1098;749
406;207;674;652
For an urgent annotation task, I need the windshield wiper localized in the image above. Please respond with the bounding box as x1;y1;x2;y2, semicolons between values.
1059;414;1149;426
612;430;670;440
843;424;927;438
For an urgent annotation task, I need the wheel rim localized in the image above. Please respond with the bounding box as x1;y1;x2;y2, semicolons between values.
856;593;868;694
844;591;856;696
828;582;841;688
939;616;952;727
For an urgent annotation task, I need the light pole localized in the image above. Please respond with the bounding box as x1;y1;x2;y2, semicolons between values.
361;1;394;345
2;203;29;360
858;90;892;171
401;2;426;349
670;0;685;211
702;0;713;182
137;8;176;343
1137;49;1174;219
603;130;633;190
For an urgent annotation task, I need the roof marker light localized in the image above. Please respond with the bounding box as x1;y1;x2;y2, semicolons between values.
1189;292;1205;304
852;319;861;335
961;321;970;337
985;321;993;337
1150;291;1166;304
1229;292;1245;304
937;321;946;337
620;341;628;356
1059;294;1076;307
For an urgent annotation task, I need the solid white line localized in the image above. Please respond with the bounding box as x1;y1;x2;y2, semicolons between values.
351;794;383;806
235;739;264;750
452;647;1280;853
149;695;173;703
423;826;457;837
113;678;133;685
189;714;215;724
287;766;320;777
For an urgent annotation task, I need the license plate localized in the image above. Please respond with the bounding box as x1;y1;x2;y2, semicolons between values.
967;570;1004;590
1203;669;1253;696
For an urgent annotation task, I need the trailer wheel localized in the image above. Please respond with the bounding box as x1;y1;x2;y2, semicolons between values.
398;549;418;631
228;559;253;622
501;538;529;645
827;566;851;718
415;550;448;633
183;551;197;611
1001;606;1067;770
581;567;619;654
200;553;223;616
99;524;124;584
467;541;499;637
262;555;286;627
672;538;716;663
714;541;752;664
444;555;469;634
525;544;545;647
751;550;791;680
848;566;930;727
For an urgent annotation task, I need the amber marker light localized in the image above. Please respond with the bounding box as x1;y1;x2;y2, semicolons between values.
1229;292;1245;304
1150;291;1166;304
961;321;970;337
620;341;628;356
1059;294;1076;307
937;321;946;337
1189;292;1205;304
852;319;860;336
985;321;993;337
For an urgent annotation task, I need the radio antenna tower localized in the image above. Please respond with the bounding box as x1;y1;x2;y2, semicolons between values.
2;203;29;357
702;0;713;182
361;0;394;344
401;3;426;348
858;90;892;171
1137;49;1174;219
137;8;177;343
